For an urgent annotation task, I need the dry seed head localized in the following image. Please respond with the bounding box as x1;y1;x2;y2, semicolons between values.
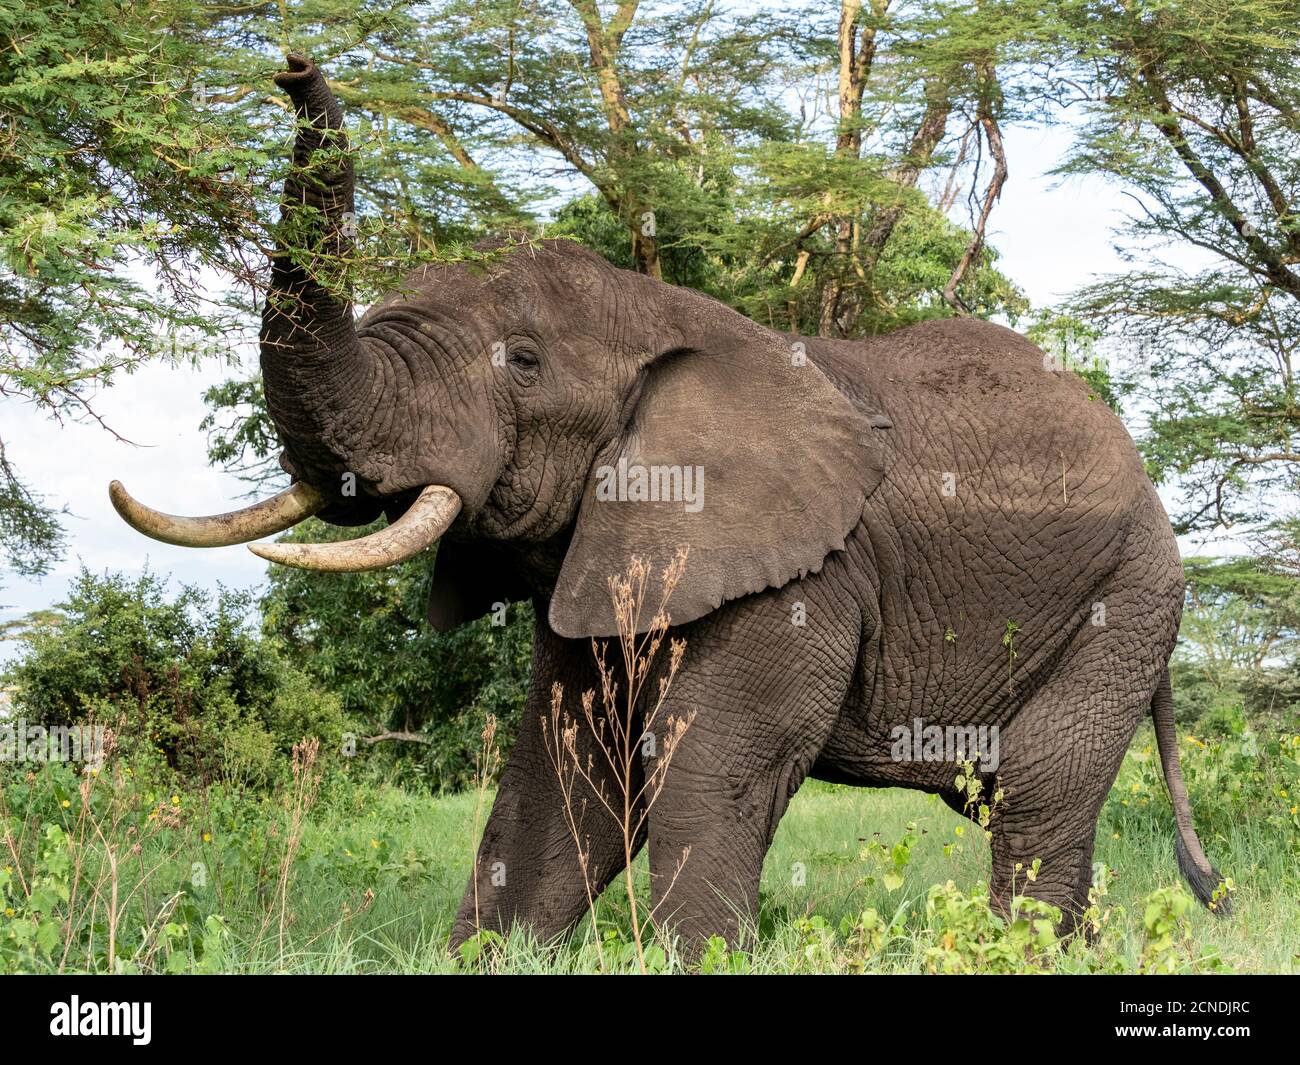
669;637;686;672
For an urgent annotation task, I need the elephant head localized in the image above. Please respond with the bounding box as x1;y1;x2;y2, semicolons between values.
112;56;886;637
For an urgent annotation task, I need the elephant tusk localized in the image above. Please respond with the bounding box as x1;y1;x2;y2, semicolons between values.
109;480;326;547
248;484;461;571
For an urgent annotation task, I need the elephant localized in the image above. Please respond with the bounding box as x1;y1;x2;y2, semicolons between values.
110;56;1227;954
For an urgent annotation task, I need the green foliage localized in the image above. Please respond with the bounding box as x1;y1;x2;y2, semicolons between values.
839;906;895;971
455;928;504;969
858;820;919;892
1107;722;1300;870
3;568;348;788
0;0;272;570
713;193;1029;337
548;194;717;293
199;376;282;484
1138;886;1204;974
1026;312;1123;410
0;759;235;973
260;519;532;791
4;749;1294;974
921;881;1063;974
0;0;259;347
698;934;751;975
0;447;63;579
1050;0;1300;531
1173;555;1300;729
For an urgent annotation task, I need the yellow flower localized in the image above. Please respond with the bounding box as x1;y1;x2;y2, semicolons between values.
170;794;180;806
60;799;70;808
202;832;212;843
4;908;13;918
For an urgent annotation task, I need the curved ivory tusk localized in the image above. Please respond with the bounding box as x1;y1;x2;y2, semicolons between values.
248;484;461;571
109;480;325;548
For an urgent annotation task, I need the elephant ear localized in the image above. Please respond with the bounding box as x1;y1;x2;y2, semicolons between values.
426;539;533;632
548;333;887;638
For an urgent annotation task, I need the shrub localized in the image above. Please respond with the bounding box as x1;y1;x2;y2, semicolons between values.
260;521;532;791
3;568;348;788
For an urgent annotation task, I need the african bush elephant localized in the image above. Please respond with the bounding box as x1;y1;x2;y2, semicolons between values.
111;56;1226;952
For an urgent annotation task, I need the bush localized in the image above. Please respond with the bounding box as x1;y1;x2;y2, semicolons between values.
1173;557;1300;731
1105;719;1300;877
3;568;348;788
261;520;532;791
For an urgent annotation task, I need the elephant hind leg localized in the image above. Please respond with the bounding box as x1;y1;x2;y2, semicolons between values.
985;521;1182;925
986;645;1164;925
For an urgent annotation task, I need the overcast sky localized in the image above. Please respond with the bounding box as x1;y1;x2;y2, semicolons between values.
0;121;1241;662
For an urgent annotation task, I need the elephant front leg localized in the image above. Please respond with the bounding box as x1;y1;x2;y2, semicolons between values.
645;765;799;954
449;649;644;953
643;584;861;956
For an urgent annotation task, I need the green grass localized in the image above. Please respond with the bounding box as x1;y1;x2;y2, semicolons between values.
5;725;1296;974
209;777;1296;974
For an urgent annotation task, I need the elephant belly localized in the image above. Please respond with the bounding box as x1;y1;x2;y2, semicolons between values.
812;473;1182;798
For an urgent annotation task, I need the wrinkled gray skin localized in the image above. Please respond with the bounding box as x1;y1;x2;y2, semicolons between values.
262;58;1224;953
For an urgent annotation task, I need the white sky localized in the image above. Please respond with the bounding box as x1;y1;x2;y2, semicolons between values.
0;120;1243;663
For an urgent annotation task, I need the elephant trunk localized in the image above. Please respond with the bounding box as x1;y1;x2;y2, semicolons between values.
106;56;464;569
260;55;372;480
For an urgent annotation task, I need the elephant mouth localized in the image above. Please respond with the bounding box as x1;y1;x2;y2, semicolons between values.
107;480;462;571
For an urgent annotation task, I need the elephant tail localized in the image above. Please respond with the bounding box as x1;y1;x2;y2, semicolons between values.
1151;668;1231;915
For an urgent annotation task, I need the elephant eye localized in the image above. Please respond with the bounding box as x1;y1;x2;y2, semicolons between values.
508;346;541;379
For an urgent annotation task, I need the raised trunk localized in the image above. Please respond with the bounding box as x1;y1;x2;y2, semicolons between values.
260;56;372;484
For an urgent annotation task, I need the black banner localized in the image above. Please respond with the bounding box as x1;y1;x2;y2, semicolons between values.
0;973;1288;1051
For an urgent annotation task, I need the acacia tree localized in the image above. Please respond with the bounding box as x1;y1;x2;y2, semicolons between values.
202;0;791;280
1172;555;1300;727
1;0;502;564
710;0;1031;339
194;0;798;482
0;0;270;576
1180;557;1300;679
1052;0;1300;535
